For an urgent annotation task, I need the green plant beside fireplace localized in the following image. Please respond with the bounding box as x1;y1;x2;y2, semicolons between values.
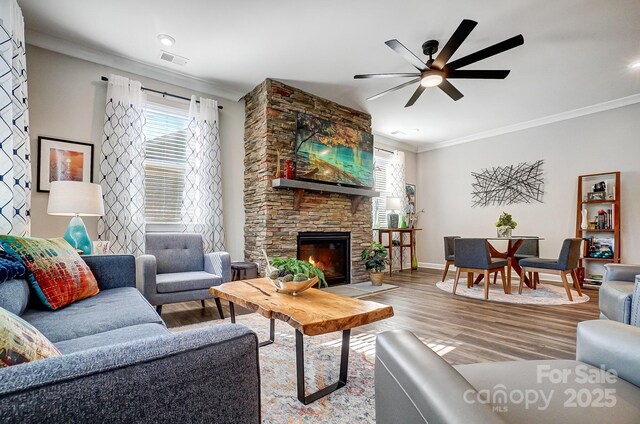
361;241;389;285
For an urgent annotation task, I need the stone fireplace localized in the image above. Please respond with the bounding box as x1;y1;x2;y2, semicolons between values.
297;232;351;286
243;79;374;284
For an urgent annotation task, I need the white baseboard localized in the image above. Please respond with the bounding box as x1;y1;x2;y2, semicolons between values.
418;262;563;283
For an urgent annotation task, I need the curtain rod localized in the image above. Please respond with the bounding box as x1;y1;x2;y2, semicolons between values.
100;76;223;110
375;147;394;154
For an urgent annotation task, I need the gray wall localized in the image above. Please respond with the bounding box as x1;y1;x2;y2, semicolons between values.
416;102;640;271
26;45;246;260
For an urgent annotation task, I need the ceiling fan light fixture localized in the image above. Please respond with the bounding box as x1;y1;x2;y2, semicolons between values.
420;74;444;88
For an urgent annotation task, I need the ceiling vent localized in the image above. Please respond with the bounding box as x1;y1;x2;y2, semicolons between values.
159;50;189;66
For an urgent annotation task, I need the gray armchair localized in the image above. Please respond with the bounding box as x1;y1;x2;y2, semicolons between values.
376;320;640;423
136;233;231;317
600;263;640;324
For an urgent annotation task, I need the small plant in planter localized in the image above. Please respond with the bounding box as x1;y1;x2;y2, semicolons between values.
361;241;389;286
269;257;327;288
495;212;517;238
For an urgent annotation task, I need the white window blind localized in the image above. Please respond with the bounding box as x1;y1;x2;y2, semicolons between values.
143;103;190;224
373;150;392;228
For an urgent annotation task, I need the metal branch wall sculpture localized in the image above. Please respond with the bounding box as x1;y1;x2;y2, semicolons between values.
471;160;544;207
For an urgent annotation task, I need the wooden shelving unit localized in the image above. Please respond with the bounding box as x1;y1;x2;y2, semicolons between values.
575;172;621;285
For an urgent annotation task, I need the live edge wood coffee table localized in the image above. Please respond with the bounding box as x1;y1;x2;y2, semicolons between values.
210;278;394;404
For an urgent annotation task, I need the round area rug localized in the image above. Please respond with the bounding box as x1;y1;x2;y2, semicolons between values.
436;279;589;305
172;314;376;424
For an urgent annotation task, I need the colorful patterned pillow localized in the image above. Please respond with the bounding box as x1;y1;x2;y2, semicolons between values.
0;250;26;284
0;236;99;310
1;306;61;367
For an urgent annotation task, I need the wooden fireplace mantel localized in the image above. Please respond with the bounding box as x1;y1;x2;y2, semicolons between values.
271;178;379;213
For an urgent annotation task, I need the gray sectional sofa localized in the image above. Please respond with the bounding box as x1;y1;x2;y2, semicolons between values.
376;320;640;423
0;254;260;423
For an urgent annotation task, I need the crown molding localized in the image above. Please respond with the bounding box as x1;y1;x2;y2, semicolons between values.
417;93;640;153
25;29;247;101
373;132;419;153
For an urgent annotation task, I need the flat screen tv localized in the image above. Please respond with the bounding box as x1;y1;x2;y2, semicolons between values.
294;113;374;188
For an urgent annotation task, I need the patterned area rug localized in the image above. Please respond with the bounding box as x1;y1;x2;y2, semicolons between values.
436;279;590;305
172;314;380;423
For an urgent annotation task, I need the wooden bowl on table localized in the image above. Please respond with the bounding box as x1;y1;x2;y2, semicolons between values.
267;276;319;296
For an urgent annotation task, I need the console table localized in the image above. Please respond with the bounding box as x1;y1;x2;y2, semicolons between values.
375;228;421;275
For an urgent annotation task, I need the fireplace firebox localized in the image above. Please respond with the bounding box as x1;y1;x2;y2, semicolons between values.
297;232;350;286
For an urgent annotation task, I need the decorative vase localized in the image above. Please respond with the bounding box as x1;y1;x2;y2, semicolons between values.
400;215;407;228
497;226;512;238
581;209;588;230
284;159;294;179
411;238;418;270
370;272;384;286
387;212;399;228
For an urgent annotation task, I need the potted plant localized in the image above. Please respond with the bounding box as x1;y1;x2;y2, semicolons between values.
361;241;389;286
495;212;517;238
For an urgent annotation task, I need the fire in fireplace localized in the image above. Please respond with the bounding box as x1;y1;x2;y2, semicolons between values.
297;232;351;286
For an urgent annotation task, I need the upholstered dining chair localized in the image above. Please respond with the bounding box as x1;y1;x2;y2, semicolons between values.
136;233;231;318
453;238;510;300
519;238;583;301
498;236;541;286
442;236;460;282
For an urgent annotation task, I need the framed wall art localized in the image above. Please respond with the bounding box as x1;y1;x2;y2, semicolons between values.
37;136;94;192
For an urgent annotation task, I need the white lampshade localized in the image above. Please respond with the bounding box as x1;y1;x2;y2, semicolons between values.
386;196;402;211
47;181;105;217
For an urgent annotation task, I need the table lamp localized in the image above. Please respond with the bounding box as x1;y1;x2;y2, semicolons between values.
386;196;402;228
47;181;104;254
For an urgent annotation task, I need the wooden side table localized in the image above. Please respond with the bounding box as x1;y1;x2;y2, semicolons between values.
376;228;422;275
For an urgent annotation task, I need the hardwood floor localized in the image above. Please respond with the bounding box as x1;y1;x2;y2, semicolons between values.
161;269;600;365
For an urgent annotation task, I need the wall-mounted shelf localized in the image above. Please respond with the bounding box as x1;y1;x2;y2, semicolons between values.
271;178;379;213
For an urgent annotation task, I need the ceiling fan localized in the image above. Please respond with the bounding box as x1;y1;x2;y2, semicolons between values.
354;19;524;107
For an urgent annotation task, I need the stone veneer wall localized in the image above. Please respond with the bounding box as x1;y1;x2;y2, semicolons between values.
244;79;373;283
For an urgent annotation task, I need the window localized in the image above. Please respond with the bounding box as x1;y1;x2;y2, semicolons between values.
372;150;392;228
143;102;190;224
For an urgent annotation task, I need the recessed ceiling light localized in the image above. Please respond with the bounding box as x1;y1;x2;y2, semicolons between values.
630;60;640;69
157;34;175;46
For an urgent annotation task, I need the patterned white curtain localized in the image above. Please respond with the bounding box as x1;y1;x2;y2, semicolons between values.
387;150;406;268
387;151;406;213
97;74;146;255
183;96;224;252
0;0;31;236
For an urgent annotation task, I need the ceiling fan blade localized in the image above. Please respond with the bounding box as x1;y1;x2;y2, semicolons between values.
385;39;426;71
354;73;421;79
404;85;427;107
432;19;478;70
438;79;464;101
446;70;511;79
367;78;420;101
444;34;524;71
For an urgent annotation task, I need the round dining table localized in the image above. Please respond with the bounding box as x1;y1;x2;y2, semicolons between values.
474;236;545;288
